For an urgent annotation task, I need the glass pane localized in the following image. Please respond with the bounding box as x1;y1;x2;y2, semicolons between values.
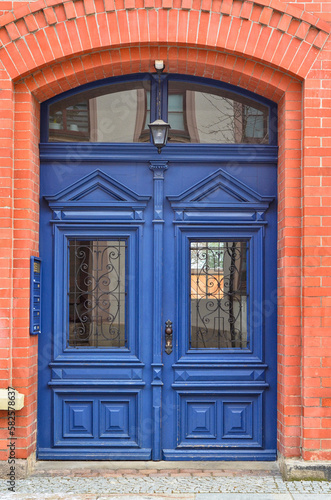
244;107;265;138
168;82;269;144
190;241;248;349
168;112;185;131
168;93;184;111
68;239;127;348
48;81;151;142
143;91;151;129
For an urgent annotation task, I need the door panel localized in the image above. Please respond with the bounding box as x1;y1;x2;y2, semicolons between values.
38;169;154;459
177;392;263;447
161;165;277;460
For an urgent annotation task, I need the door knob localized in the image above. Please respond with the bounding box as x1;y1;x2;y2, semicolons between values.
165;320;173;355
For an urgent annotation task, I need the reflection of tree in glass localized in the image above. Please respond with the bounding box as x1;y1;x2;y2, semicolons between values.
190;241;225;271
196;93;268;144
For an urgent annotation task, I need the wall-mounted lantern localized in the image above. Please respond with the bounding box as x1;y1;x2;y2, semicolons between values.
148;60;171;154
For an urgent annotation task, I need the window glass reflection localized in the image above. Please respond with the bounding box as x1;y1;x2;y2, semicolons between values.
48;79;269;144
49;82;151;143
190;241;248;349
68;239;127;348
168;82;269;144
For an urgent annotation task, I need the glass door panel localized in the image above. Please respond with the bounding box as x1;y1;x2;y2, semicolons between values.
68;239;127;348
190;240;248;349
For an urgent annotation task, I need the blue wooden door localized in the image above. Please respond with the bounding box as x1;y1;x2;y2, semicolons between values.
38;75;277;460
161;164;277;460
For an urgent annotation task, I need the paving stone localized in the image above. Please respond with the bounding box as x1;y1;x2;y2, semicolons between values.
291;495;331;499
119;470;140;474
156;469;181;474
148;473;170;478
211;472;235;477
169;472;193;477
139;470;159;475
198;495;292;499
1;467;331;498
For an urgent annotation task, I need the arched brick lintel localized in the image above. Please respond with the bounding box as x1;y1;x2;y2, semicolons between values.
19;45;301;103
0;0;329;83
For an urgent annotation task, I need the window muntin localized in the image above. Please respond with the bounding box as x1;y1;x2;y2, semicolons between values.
190;240;248;349
49;81;151;143
68;239;127;348
168;81;269;144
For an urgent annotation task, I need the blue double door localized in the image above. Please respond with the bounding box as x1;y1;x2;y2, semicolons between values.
38;150;277;460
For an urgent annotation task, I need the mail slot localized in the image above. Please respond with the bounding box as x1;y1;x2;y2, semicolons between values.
30;256;41;335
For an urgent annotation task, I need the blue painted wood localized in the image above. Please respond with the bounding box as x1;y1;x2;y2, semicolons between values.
162;449;276;460
37;449;152;459
38;74;278;461
38;168;154;457
167;168;274;205
162;167;277;458
149;160;168;461
175;390;262;448
45;169;151;203
40;143;278;164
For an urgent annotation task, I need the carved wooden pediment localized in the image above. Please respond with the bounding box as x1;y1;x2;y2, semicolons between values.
167;168;274;223
44;169;150;222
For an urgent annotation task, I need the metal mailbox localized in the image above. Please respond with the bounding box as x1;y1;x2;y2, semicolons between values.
30;256;41;335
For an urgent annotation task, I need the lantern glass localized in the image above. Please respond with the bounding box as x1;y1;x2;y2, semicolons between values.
148;119;171;152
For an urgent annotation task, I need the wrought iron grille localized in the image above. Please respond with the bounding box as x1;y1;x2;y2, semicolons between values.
68;239;127;348
190;240;248;349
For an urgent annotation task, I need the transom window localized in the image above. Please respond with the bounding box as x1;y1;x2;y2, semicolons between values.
46;76;272;144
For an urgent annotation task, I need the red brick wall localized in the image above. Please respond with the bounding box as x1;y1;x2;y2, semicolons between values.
12;84;39;459
0;0;330;462
301;33;331;460
277;83;303;458
0;60;14;461
290;1;331;24
0;2;12;17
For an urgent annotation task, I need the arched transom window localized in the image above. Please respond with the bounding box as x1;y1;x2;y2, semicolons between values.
45;75;276;145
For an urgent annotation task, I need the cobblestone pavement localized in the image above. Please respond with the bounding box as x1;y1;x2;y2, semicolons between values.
1;462;331;499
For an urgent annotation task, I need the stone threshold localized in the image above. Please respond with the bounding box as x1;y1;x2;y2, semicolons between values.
2;456;331;480
33;460;280;472
1;457;279;479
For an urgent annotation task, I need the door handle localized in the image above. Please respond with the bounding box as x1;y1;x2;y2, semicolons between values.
165;320;173;355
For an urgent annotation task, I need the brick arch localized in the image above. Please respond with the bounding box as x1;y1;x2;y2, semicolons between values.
21;45;299;103
0;0;329;83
